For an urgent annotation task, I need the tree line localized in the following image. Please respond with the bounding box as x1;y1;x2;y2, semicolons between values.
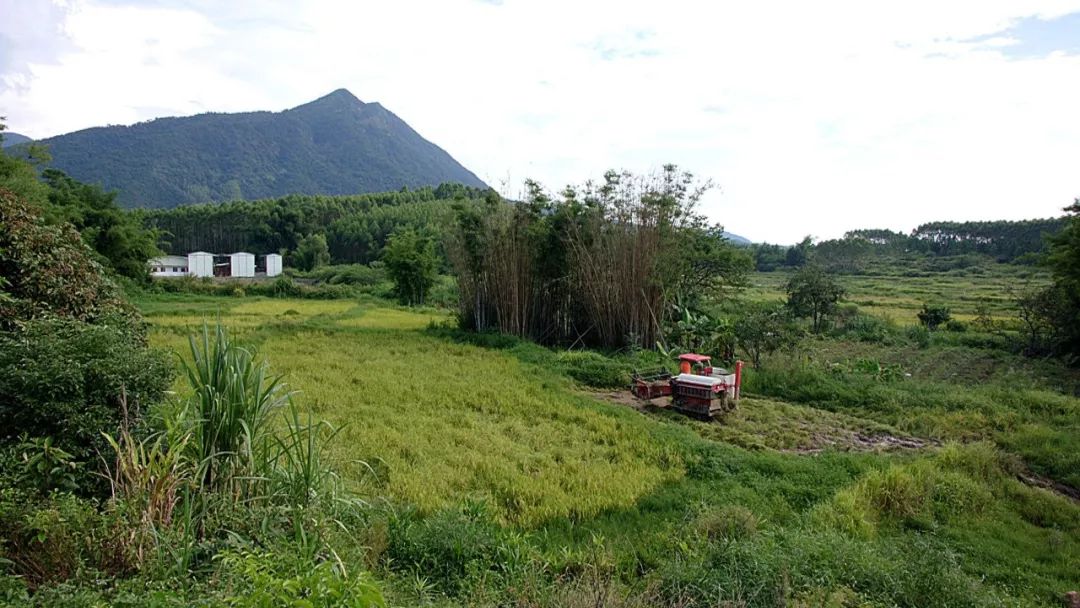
139;182;485;264
1;122;159;282
751;218;1066;272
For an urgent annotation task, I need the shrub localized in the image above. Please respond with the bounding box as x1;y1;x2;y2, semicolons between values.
944;319;967;332
16;436;81;495
0;188;133;327
217;550;385;608
844;314;894;343
905;325;931;348
0;488;116;589
0;317;171;473
269;275;300;297
917;303;951;330
387;503;528;595
297;263;385;287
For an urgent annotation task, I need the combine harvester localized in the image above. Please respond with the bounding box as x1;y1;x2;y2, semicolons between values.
631;353;743;419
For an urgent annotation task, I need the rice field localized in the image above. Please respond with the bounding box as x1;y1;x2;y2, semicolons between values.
138;292;1080;605
144;297;681;526
743;268;1047;324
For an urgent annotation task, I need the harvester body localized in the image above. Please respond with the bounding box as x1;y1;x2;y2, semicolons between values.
632;353;742;419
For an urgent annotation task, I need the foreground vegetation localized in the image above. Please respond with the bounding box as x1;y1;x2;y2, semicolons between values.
124;293;1078;607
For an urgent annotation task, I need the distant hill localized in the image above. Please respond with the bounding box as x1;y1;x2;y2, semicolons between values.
11;89;486;208
1;132;31;148
722;231;752;246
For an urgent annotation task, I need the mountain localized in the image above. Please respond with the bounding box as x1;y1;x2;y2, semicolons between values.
722;231;752;246
14;89;486;208
1;132;31;148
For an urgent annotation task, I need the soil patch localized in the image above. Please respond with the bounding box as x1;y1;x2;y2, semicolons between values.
587;390;933;454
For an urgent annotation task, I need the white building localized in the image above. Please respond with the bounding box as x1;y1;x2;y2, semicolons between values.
230;252;255;278
149;255;189;277
265;253;282;277
187;252;214;278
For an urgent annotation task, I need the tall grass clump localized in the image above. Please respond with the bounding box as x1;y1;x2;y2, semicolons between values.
181;323;290;496
89;323;383;601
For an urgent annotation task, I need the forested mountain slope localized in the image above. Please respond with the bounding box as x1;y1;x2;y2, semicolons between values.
10;89;486;208
0;132;31;148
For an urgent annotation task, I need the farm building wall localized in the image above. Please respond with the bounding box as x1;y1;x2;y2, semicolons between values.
187;252;214;277
149;255;189;278
265;254;282;277
230;252;255;278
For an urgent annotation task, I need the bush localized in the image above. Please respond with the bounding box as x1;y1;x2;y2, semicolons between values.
842;313;895;344
217;550;385;608
387;502;528;595
917;303;951;330
944;319;967;332
0;488;119;589
0;188;133;327
269;275;300;297
0;317;172;474
905;325;931;348
297;263;385;287
151;275;358;300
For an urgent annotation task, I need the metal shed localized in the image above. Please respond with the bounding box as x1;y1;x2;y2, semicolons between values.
187;252;214;278
265;253;282;277
230;252;255;278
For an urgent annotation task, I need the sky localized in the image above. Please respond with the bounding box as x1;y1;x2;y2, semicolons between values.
1;0;1079;243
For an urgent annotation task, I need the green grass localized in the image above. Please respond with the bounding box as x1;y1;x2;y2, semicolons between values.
134;293;1080;607
744;268;1048;324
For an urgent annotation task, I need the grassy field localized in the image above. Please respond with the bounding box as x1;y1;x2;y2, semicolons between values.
137;292;1080;607
743;267;1048;324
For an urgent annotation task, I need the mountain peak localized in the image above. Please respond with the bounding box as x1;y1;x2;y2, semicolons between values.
304;88;364;107
29;91;487;208
1;131;32;148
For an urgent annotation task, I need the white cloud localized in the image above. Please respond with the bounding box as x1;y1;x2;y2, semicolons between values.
1;0;1079;242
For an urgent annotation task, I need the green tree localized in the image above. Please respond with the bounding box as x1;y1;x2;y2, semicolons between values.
670;226;752;306
1036;199;1080;359
785;236;811;267
785;264;844;333
917;303;952;331
42;169;160;280
382;226;438;306
294;232;330;271
0;188;132;325
735;302;802;368
0;119;49;208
